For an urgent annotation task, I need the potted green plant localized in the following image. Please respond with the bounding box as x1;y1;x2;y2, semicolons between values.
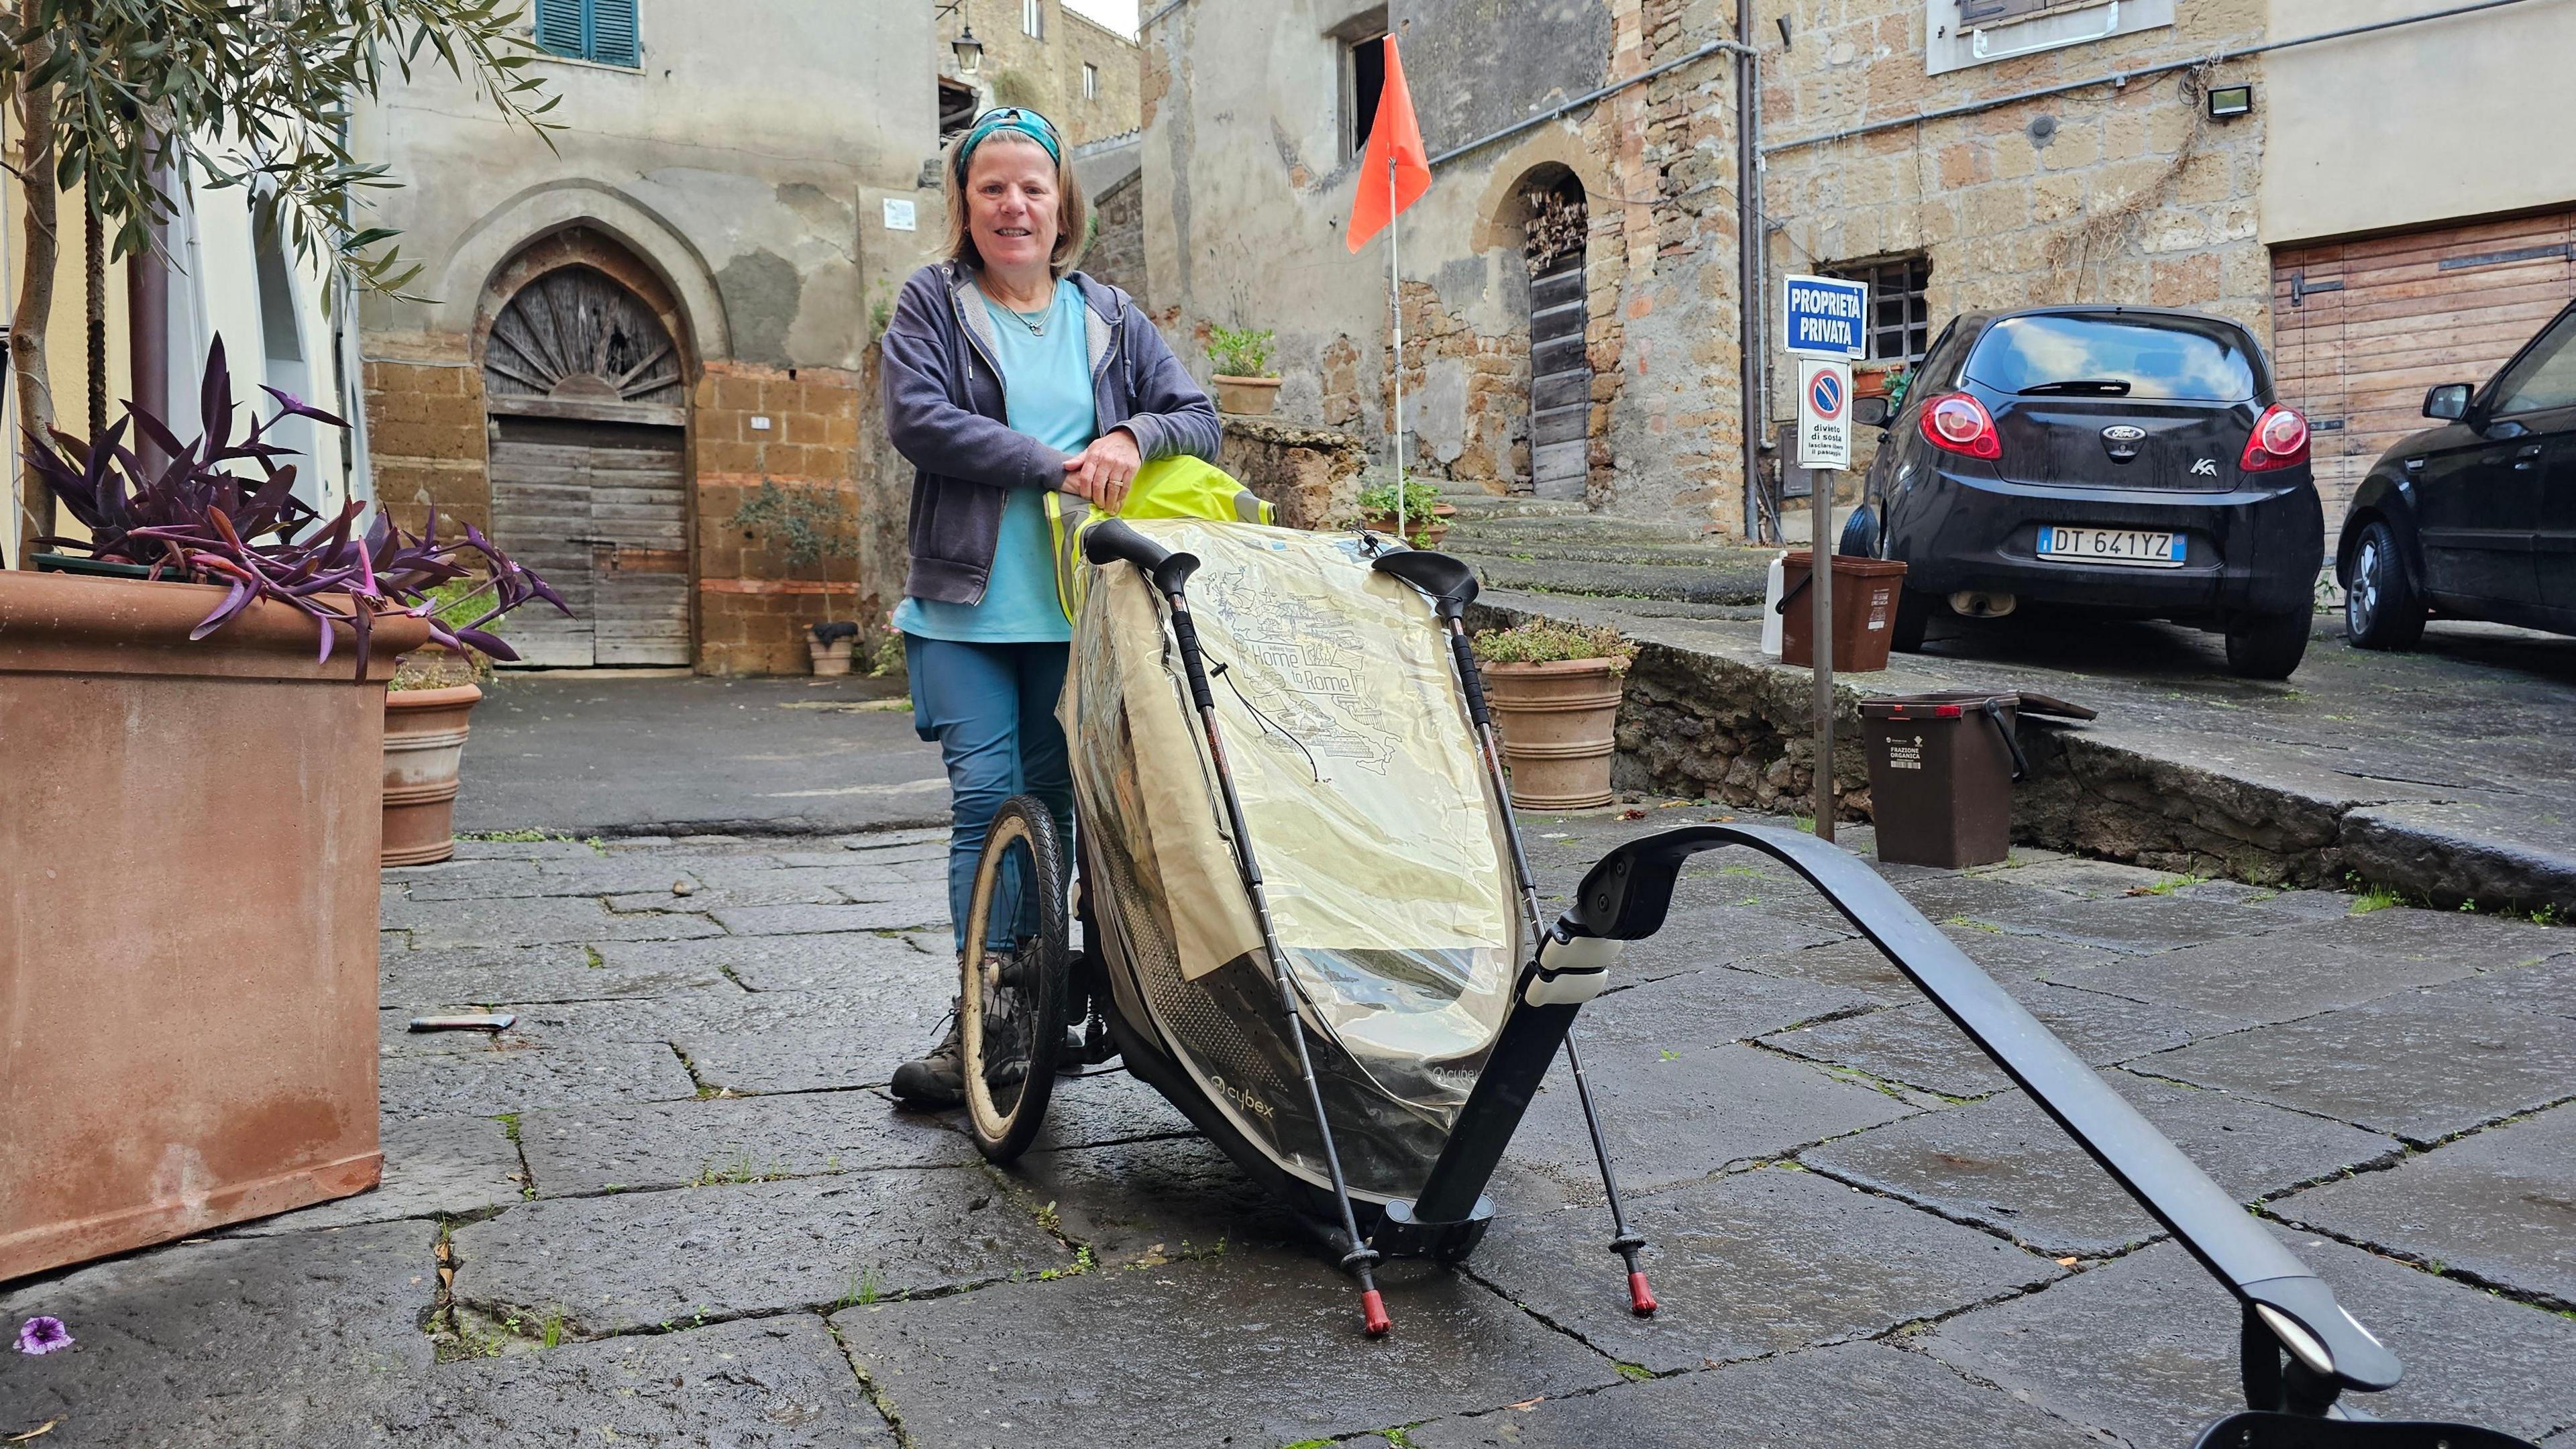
1470;619;1637;810
1351;474;1457;548
1206;325;1282;416
2;340;561;1283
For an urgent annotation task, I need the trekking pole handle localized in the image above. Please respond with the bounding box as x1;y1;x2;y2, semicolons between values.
1448;627;1494;729
1083;517;1201;598
1167;603;1218;712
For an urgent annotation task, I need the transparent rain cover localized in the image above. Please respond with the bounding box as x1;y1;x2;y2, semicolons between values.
1061;521;1522;1200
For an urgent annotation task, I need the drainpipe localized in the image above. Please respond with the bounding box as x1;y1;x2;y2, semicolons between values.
127;145;170;476
1735;0;1766;543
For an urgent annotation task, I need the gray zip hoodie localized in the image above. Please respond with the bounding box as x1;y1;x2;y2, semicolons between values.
881;260;1222;606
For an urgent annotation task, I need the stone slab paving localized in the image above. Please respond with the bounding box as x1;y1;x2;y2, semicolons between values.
0;1223;437;1448
2052;909;2562;1026
2139;983;2576;1146
227;1116;527;1236
15;818;2571;1448
517;1089;980;1196
2271;1102;2576;1310
1406;1340;2100;1448
1468;1166;2062;1374
1762;977;2236;1099
830;1248;1622;1448
1921;1232;2576;1448
447;1168;1069;1334
1804;1075;2401;1257
374;1314;890;1447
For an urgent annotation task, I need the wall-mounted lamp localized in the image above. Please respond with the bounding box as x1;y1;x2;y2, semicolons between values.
2206;83;2252;121
953;23;984;74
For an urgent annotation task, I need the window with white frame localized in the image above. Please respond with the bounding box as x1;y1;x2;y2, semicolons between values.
1082;62;1099;100
1925;0;2172;75
1023;0;1043;38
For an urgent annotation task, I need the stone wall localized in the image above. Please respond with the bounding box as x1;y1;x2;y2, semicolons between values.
363;337;490;541
1217;415;1369;530
692;360;869;677
1083;173;1146;303
938;0;1141;147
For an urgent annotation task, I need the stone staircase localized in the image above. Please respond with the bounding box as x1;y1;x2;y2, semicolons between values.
1437;492;1777;612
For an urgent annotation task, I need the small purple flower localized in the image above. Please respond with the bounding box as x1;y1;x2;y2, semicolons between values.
15;1316;72;1355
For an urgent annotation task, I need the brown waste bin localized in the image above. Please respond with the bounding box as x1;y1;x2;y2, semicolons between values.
1778;552;1908;672
1862;690;2096;867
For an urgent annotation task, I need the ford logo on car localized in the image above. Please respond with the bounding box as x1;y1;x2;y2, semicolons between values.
2100;423;2146;462
2102;425;2147;442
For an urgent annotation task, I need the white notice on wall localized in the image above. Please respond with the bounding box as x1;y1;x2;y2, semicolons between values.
881;198;918;232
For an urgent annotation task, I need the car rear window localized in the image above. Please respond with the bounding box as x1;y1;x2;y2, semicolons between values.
1964;314;2261;402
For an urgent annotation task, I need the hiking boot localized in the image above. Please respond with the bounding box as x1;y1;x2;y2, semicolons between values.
890;1012;963;1109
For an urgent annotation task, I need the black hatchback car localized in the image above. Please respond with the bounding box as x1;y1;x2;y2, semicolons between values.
2338;299;2576;649
1845;305;2323;679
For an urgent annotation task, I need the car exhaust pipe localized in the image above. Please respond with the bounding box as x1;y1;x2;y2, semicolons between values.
1949;590;2018;619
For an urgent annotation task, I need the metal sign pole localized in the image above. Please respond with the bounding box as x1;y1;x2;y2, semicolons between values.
1810;466;1835;843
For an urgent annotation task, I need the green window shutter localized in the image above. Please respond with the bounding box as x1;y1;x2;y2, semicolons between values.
533;0;586;56
588;0;639;67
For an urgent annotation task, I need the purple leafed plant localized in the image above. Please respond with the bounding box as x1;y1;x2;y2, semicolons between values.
29;337;568;679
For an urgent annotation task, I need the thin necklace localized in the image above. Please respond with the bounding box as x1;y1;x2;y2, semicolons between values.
987;280;1051;336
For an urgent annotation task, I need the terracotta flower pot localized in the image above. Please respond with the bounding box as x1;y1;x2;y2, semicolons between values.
810;635;855;677
1480;656;1625;810
1212;374;1281;415
0;570;427;1281
384;684;482;867
1359;502;1457;549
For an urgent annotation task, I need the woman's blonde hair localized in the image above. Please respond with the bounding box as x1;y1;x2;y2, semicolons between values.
942;127;1089;280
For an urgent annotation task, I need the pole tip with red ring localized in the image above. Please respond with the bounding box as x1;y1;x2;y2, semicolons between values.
1627;1270;1658;1316
1361;1289;1393;1336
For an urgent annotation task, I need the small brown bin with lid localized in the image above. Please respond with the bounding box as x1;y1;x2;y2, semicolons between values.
1862;690;2096;867
1778;551;1909;672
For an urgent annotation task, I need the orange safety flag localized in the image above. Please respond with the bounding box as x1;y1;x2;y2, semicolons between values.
1344;36;1430;253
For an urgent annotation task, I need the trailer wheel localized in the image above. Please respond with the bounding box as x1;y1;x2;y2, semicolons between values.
959;794;1069;1163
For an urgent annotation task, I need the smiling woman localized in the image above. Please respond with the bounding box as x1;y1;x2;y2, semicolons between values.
875;104;1220;1108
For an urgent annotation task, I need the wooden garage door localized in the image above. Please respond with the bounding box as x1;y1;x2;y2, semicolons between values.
2272;209;2576;526
488;415;690;667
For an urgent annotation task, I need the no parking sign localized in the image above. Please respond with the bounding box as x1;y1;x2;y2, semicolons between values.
1798;358;1852;470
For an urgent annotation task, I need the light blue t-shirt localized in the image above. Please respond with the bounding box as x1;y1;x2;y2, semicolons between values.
894;278;1094;645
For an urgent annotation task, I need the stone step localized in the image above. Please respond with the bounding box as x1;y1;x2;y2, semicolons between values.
1434;492;1589;523
1444;514;1713;549
1456;549;1773;606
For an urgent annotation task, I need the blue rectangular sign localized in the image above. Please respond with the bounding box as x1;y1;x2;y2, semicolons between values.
1782;273;1869;359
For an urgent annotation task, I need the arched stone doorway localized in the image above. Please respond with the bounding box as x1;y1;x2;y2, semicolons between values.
1516;168;1591;500
479;245;692;667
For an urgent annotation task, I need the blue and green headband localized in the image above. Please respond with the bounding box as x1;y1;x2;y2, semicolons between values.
955;107;1063;178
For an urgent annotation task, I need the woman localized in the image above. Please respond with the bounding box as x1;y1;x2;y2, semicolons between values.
879;105;1220;1107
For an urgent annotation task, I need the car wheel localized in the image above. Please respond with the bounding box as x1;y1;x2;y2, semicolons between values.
1837;502;1880;558
1890;585;1931;653
2224;610;2310;680
2344;520;2426;651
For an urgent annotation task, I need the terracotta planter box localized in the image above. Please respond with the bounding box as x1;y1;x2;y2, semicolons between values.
1212;374;1281;415
384;683;482;867
1481;656;1624;810
1;571;426;1281
1359;502;1457;549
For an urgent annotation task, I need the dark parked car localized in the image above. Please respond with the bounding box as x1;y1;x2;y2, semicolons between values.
2339;299;2576;649
1843;305;2323;679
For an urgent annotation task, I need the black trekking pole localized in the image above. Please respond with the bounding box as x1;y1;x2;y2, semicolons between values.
1084;521;1393;1336
1370;548;1657;1316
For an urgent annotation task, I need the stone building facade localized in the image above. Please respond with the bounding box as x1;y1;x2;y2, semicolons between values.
939;0;1142;146
352;1;945;674
1142;0;2282;537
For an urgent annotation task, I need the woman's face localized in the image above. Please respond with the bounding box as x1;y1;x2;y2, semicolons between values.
965;138;1060;275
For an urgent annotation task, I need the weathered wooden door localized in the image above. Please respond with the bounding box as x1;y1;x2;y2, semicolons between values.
488;417;689;667
481;264;691;667
1524;182;1590;499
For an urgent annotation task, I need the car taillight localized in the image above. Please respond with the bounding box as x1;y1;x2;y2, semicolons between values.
2241;404;2310;472
1919;392;2001;460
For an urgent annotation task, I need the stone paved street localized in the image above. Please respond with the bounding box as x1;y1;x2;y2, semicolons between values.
7;812;2575;1446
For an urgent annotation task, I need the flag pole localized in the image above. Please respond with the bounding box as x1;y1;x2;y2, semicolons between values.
1388;153;1407;542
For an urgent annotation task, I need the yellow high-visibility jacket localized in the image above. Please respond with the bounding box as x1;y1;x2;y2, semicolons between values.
1045;455;1274;621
